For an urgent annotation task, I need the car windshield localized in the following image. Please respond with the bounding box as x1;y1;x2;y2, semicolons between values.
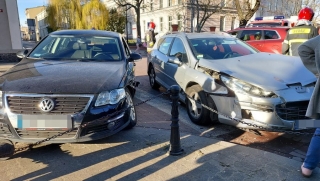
28;34;123;61
189;37;257;60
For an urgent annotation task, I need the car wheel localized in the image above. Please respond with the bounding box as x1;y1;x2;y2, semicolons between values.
186;85;211;125
124;89;137;129
149;66;160;90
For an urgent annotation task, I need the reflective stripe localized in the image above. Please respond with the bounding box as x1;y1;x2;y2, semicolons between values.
288;39;308;45
289;28;311;34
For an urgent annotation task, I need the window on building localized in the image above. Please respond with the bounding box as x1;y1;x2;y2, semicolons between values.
143;20;146;31
221;0;226;7
268;2;272;10
160;17;163;31
159;0;163;8
142;0;145;12
150;0;153;11
168;16;172;31
168;0;171;6
231;17;236;30
178;15;182;31
220;16;225;31
178;0;182;4
172;0;176;5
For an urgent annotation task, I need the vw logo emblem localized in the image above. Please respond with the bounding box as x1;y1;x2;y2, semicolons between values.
39;98;55;112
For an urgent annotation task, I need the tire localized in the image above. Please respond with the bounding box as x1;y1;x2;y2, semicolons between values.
185;85;212;125
0;139;14;161
148;66;160;90
124;89;137;129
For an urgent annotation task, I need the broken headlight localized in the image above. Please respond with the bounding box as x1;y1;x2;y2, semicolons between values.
220;75;277;97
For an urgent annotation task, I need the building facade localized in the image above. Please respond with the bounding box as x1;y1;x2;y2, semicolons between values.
25;6;46;41
0;0;22;61
104;0;241;40
35;10;49;41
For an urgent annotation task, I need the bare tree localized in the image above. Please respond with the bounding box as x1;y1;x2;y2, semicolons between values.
303;0;320;24
113;0;144;37
235;0;261;27
190;0;223;32
259;0;302;18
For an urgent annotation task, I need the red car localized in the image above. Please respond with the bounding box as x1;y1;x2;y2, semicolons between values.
227;27;290;54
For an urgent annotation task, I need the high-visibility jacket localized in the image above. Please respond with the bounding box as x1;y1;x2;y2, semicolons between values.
282;25;318;56
146;30;155;53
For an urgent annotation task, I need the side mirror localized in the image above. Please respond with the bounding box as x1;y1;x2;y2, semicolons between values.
129;52;142;62
168;57;182;66
16;49;28;60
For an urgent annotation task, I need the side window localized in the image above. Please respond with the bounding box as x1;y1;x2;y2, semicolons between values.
264;30;279;39
239;30;262;41
169;38;188;63
158;37;173;54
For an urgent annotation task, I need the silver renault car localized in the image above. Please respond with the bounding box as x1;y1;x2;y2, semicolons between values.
147;32;316;131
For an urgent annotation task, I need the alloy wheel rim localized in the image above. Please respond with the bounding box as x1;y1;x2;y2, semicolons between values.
126;92;136;121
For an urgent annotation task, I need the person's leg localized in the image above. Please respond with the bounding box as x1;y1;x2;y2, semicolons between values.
135;44;139;53
303;128;320;170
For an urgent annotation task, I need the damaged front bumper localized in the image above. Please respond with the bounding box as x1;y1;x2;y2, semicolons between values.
210;85;317;130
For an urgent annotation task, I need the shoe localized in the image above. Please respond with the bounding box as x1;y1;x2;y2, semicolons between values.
301;164;313;178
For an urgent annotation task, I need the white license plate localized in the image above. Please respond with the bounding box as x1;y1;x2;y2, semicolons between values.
15;115;72;130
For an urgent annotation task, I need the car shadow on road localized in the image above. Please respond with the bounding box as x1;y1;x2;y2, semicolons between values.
7;128;222;181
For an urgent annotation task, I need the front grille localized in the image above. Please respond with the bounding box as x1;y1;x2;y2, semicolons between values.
276;101;310;120
15;128;78;139
7;96;90;115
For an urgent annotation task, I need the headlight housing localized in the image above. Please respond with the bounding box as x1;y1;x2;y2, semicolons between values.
95;88;126;107
220;75;277;97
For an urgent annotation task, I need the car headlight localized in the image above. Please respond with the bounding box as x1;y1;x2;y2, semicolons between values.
220;75;276;97
95;88;126;107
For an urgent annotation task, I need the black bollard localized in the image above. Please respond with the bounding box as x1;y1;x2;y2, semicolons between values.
169;85;184;155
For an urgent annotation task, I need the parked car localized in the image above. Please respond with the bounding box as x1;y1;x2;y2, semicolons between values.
0;30;142;147
227;26;289;54
147;32;316;131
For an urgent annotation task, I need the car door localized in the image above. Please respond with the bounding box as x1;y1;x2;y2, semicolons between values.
164;37;188;88
152;37;174;89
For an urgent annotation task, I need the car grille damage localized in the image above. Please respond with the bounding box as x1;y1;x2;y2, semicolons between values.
276;101;310;120
7;96;90;115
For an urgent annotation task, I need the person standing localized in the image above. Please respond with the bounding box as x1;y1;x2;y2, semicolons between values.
146;21;156;53
135;35;142;54
298;35;320;177
282;7;318;56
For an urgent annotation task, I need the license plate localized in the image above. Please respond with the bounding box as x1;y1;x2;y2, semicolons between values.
15;115;72;131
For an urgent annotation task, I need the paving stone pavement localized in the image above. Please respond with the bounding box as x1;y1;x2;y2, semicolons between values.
1;127;319;181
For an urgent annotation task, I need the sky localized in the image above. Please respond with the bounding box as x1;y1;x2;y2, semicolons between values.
17;0;47;26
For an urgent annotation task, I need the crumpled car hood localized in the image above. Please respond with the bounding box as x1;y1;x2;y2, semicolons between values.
198;52;316;91
0;60;126;94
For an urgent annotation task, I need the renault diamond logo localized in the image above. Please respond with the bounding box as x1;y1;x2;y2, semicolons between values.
39;98;55;112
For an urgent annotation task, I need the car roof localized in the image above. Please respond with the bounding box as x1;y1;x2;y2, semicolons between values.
50;30;121;38
229;27;290;32
164;32;234;39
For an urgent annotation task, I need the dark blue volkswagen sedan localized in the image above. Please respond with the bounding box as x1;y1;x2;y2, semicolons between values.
0;30;142;145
